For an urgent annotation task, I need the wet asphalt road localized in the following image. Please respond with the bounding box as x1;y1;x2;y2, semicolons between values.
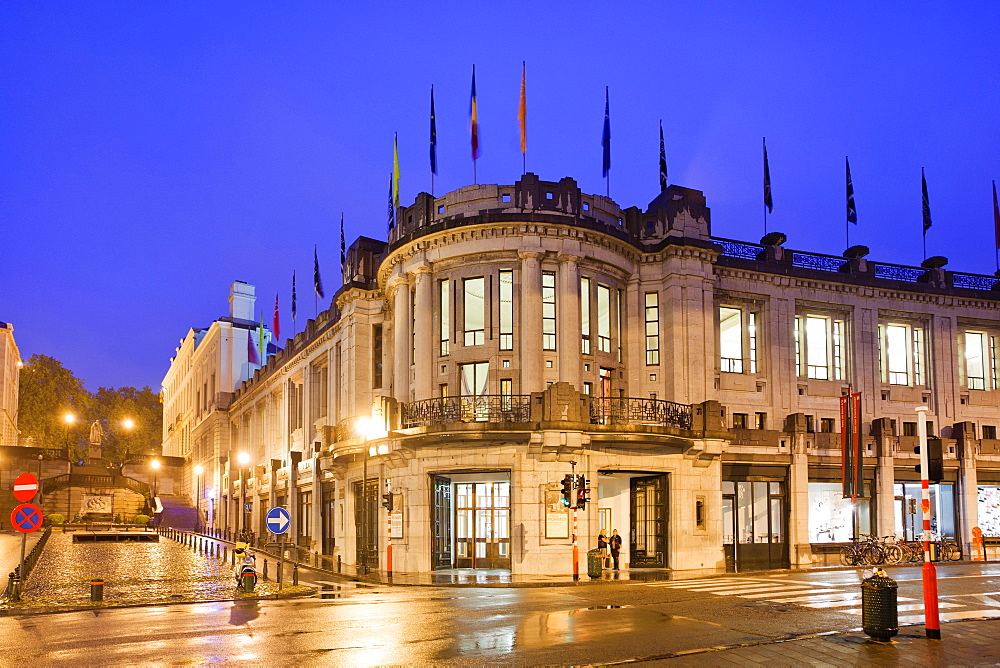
3;564;999;665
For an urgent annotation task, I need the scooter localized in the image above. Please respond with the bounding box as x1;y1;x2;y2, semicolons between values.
233;543;258;592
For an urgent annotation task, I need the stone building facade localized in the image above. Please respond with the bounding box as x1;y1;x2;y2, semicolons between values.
161;281;273;528
0;322;20;448
181;174;1000;575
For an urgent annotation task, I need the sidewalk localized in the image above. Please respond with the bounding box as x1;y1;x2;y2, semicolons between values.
659;619;1000;666
0;531;41;581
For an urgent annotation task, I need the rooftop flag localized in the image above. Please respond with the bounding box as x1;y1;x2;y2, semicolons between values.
387;172;395;230
258;310;266;361
519;62;527;157
291;271;297;322
922;168;932;233
601;87;611;179
470;65;480;161
846;156;857;225
313;245;325;299
393;132;400;209
430;85;437;176
273;293;280;342
763;138;773;214
340;212;346;267
993;180;999;251
659;120;667;192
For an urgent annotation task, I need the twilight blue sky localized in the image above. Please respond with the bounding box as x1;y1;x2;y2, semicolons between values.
2;2;998;391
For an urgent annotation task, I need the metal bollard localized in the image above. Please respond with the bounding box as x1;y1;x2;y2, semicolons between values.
862;570;899;642
337;554;342;573
262;559;268;581
90;580;105;602
293;563;298;586
277;561;282;584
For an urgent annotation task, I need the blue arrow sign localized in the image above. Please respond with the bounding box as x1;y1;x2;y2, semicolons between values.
266;506;290;535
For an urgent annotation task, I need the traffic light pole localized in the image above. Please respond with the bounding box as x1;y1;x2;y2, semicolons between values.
386;479;392;580
571;461;579;581
916;406;941;639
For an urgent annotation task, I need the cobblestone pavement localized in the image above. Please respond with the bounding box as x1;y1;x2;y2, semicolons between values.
659;620;1000;666
0;530;310;613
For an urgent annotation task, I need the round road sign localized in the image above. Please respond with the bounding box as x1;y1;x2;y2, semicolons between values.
266;506;290;535
11;503;44;533
13;473;39;503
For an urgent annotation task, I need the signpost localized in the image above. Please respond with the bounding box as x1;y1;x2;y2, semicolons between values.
10;473;43;603
266;506;290;589
13;473;39;503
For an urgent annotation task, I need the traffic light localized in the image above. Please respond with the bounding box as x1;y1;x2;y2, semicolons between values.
560;475;573;507
381;493;394;511
575;476;589;510
914;439;944;482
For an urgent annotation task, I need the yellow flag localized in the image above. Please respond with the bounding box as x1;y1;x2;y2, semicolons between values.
392;133;400;208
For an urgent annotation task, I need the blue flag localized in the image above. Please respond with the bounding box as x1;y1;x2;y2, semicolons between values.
387;172;395;230
313;245;324;299
430;85;437;176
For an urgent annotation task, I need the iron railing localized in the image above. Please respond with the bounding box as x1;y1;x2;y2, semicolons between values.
590;397;692;429
401;395;532;428
714;236;1000;292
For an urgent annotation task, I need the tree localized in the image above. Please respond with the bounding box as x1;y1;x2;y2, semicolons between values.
90;386;163;467
17;354;92;453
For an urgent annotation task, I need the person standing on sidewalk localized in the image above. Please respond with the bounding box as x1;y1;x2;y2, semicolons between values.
609;529;622;570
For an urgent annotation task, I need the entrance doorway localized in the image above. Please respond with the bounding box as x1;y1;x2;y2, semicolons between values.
722;480;788;572
430;471;511;570
629;474;668;568
353;478;379;569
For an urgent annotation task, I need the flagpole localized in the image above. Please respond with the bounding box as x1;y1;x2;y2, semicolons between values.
763;137;768;236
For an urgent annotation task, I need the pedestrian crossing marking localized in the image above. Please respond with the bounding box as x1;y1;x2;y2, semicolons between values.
841;602;961;614
739;588;838;599
899;609;1000;624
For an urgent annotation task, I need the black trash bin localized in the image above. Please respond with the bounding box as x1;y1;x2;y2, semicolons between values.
861;570;898;642
587;549;603;579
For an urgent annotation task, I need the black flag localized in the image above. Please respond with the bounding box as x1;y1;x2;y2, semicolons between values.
291;271;297;321
763;138;773;214
659;120;667;191
921;168;932;233
846;157;857;225
313;245;325;299
340;213;346;266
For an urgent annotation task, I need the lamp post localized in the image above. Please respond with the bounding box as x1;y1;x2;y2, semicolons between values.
194;464;204;531
63;413;76;518
120;418;135;470
150;459;160;498
355;416;385;575
237;452;250;537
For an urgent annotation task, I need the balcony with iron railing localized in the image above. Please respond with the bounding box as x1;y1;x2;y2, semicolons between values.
401;395;533;429
589;397;693;430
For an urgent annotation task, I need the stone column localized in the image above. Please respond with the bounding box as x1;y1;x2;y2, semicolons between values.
412;267;434;401
558;255;581;390
390;277;411;403
519;252;544;394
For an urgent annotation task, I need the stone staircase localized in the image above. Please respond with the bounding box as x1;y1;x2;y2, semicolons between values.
157;495;198;530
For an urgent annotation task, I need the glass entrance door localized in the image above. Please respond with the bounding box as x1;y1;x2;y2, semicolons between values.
455;481;510;569
630;474;668;568
432;475;452;569
723;480;788;572
353;478;379;569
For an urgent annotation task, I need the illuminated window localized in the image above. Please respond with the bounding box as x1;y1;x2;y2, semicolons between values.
878;323;925;386
542;272;556;350
597;284;611;353
795;314;846;380
499;270;514;350
962;331;998;391
719;306;758;374
645;292;659;365
439;279;450;355
580;277;591;355
463;277;485;346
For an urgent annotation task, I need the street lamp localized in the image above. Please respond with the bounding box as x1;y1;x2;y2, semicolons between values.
120;418;135;472
237;452;250;537
354;416;384;574
194;464;204;531
63;413;76;518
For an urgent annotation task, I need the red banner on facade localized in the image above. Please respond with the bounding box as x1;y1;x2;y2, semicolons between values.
841;390;864;498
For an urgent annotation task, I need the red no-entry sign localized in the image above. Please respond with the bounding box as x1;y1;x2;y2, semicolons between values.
13;473;39;503
11;503;43;533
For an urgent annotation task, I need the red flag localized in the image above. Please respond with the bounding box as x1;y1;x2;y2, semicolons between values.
273;293;281;342
247;329;260;366
470;65;480;160
518;62;526;156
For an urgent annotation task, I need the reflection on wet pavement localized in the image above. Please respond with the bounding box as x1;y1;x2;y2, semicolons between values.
7;532;308;610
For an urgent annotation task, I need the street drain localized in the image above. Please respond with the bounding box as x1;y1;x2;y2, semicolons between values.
587;605;630;610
